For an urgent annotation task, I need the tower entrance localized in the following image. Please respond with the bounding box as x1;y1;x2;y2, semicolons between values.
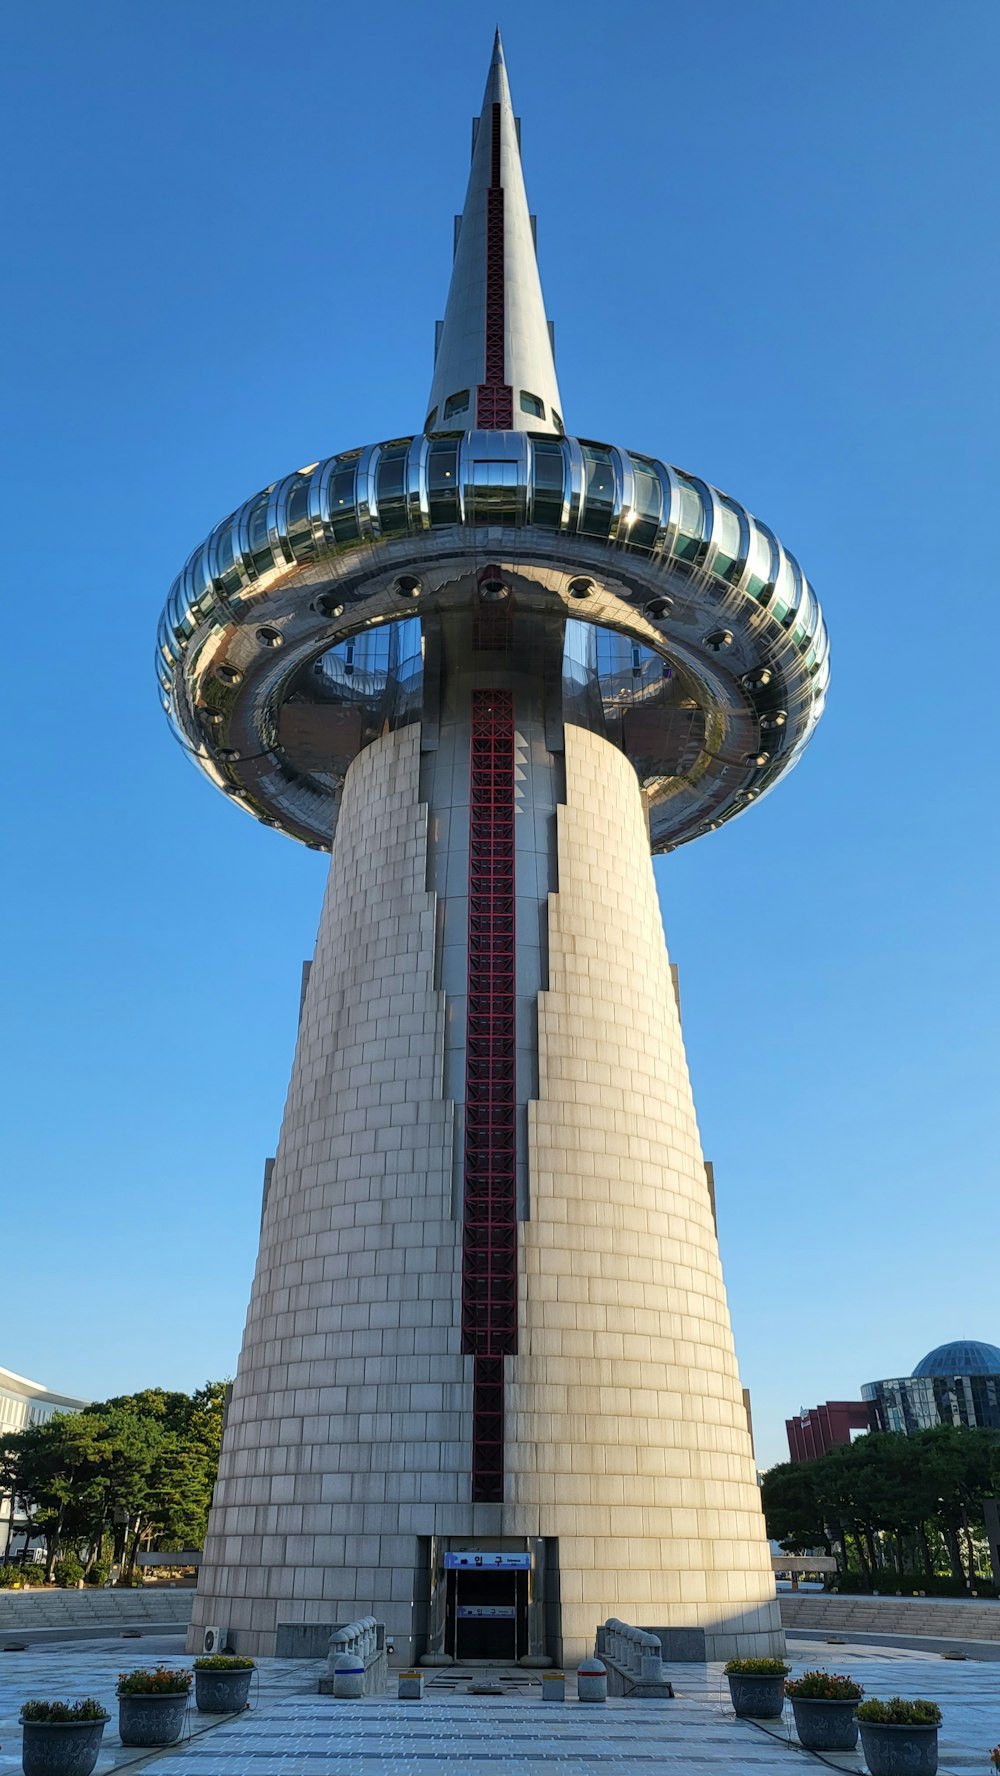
444;1553;529;1661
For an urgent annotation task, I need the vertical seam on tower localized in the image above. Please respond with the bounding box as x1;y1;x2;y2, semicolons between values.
463;687;517;1503
477;103;514;430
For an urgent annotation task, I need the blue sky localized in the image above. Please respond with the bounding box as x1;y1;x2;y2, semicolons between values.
3;0;998;1468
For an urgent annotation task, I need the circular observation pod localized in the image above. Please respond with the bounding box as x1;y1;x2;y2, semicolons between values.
155;430;829;851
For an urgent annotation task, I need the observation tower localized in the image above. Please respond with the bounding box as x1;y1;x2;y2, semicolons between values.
159;36;828;1665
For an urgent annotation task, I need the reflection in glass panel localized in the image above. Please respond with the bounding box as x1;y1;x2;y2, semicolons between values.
375;446;408;536
626;455;662;550
520;390;545;418
713;500;743;580
531;439;564;528
580;445;615;537
443;390;470;419
313;617;423;731
427;439;459;523
246;493;273;577
672;475;707;561
561;624;706;836
745;523;776;600
329;460;360;545
769;551;796;622
285;474;315;562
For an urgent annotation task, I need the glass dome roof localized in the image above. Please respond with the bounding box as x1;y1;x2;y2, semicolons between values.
913;1340;1000;1377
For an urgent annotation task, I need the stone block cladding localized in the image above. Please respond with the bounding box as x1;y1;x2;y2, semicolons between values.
190;718;781;1663
511;726;781;1663
190;726;467;1659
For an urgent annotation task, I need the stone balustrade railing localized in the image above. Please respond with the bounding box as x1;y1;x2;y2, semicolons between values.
317;1615;388;1696
596;1618;674;1697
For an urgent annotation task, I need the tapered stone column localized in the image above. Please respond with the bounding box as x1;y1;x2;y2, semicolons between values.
190;714;780;1663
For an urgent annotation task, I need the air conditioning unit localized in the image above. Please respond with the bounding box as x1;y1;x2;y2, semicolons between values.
202;1625;230;1655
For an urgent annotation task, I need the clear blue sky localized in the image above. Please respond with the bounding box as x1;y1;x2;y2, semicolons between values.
3;0;998;1469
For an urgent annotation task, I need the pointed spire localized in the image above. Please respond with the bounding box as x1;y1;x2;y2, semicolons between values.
426;35;564;436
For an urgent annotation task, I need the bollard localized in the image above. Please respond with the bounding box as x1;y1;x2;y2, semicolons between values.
542;1671;566;1702
576;1657;607;1703
398;1671;424;1700
332;1655;366;1699
639;1631;662;1682
626;1628;642;1675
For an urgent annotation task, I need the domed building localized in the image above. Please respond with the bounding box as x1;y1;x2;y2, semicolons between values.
863;1341;1000;1435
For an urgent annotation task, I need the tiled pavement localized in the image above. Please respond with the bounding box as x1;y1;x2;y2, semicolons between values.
0;1632;998;1774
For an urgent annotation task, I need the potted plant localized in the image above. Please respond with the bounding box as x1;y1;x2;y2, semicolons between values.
193;1654;255;1713
724;1657;790;1719
116;1665;192;1747
856;1696;941;1776
785;1671;863;1750
19;1699;110;1776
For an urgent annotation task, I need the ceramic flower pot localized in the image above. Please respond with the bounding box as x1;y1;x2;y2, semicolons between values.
194;1666;253;1713
790;1695;859;1751
727;1672;786;1719
118;1692;187;1747
859;1720;939;1776
21;1718;107;1776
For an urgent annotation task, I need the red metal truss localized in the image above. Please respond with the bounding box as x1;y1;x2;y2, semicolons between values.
476;104;513;431
463;688;517;1503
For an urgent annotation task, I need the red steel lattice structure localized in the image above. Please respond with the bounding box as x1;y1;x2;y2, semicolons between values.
463;688;517;1502
476;103;514;430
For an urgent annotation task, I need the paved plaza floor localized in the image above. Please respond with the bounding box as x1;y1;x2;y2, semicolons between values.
0;1632;997;1774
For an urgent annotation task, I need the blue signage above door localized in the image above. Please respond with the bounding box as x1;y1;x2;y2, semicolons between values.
444;1551;531;1570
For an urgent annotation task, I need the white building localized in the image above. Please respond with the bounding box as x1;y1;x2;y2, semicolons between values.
0;1366;89;1559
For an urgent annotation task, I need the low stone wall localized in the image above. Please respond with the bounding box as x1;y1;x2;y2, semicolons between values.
0;1588;192;1630
781;1593;1000;1642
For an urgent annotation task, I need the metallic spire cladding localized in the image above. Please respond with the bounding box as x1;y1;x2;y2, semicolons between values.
426;32;565;437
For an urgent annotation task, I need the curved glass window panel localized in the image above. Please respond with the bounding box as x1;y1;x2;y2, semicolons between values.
183;545;217;623
531;439;565;528
285;473;316;563
375;445;408;536
580;444;615;537
672;474;707;561
744;523;775;600
768;550;796;623
713;499;744;581
552;409;564;434
520;390;545;418
245;493;273;577
443;390;470;419
329;460;360;545
313;616;423;743
626;455;663;550
427;439;459;523
167;577;185;635
424;407;438;430
213;523;243;596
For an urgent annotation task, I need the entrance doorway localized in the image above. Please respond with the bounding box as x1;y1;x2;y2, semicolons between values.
444;1558;529;1661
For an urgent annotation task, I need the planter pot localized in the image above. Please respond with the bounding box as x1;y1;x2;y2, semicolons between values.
195;1667;253;1714
727;1673;787;1719
859;1721;939;1776
118;1692;188;1747
21;1718;107;1776
791;1696;860;1751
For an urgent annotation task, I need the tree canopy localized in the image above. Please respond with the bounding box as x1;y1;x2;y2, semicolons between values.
762;1425;1000;1590
0;1381;226;1580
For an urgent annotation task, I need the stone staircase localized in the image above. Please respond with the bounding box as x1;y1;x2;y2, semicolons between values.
0;1587;193;1630
780;1592;1000;1642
